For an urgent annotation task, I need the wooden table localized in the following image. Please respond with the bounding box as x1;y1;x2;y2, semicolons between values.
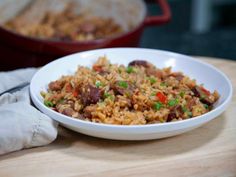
0;57;235;177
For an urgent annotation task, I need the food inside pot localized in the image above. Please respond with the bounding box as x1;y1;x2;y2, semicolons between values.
4;4;124;41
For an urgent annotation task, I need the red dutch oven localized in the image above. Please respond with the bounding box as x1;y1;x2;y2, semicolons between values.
0;0;171;71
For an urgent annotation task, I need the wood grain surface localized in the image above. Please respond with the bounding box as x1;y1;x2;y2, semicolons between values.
0;57;235;177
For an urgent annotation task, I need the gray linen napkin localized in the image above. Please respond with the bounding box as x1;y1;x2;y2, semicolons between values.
0;68;58;155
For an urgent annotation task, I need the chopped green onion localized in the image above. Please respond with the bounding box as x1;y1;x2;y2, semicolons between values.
104;92;114;101
40;91;46;98
118;81;128;88
104;92;111;98
187;111;192;117
98;102;105;107
203;104;209;109
182;106;188;112
160;82;166;86
95;80;102;88
58;98;65;104
181;106;192;117
126;66;134;74
179;91;185;98
153;102;163;110
148;77;157;84
151;92;156;96
200;95;206;99
109;95;115;101
44;100;54;107
168;99;179;107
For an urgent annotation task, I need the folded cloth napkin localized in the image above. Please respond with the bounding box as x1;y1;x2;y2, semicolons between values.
0;68;58;155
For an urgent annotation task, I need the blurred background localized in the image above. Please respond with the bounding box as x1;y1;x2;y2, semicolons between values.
142;0;236;60
0;0;236;71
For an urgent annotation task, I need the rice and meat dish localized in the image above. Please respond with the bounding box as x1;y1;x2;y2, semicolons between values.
41;57;220;125
4;4;123;42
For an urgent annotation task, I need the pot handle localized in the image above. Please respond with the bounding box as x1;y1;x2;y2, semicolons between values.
144;0;171;26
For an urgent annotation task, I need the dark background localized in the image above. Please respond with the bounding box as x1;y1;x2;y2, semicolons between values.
141;0;236;60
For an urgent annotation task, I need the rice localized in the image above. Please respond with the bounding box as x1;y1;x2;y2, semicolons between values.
41;56;220;125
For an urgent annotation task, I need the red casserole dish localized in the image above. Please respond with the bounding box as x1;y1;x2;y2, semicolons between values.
0;0;171;71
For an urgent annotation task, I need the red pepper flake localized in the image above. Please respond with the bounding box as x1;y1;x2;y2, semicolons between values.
156;92;167;104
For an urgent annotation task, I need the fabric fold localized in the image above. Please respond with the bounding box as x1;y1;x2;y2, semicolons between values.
0;68;58;155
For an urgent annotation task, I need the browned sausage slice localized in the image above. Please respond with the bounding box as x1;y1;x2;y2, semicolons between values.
80;84;101;105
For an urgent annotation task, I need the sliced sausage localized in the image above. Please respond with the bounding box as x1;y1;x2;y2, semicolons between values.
80;84;101;105
192;86;214;106
128;60;149;68
200;97;213;106
191;86;201;97
62;107;75;117
48;80;63;91
167;112;176;122
171;72;184;81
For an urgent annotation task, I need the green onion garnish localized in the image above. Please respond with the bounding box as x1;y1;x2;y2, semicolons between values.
168;99;179;107
126;66;134;74
187;111;193;117
153;102;163;110
104;92;114;101
179;91;185;98
200;95;206;99
151;92;156;96
44;100;54;107
95;81;102;88
104;92;111;98
182;106;188;112
203;104;209;109
118;81;128;88
160;82;166;86
148;77;157;84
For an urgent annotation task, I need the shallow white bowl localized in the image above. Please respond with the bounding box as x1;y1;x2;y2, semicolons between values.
30;48;233;140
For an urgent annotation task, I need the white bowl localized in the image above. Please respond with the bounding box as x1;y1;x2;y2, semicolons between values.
30;48;233;140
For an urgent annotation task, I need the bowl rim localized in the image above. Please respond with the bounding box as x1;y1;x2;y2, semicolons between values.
30;47;233;129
